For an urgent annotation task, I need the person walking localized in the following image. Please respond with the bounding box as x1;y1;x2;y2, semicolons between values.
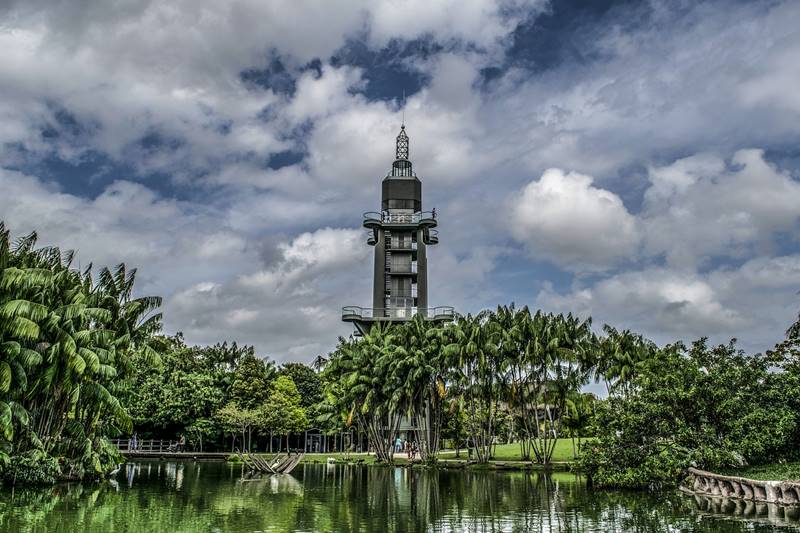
131;432;138;451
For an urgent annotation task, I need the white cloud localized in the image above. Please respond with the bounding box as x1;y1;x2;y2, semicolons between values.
537;254;800;352
509;147;800;274
368;0;544;52
287;66;366;122
538;268;744;338
0;167;370;361
509;168;639;271
165;227;371;360
642;149;800;267
739;38;800;113
488;1;800;177
2;0;800;362
0;0;542;175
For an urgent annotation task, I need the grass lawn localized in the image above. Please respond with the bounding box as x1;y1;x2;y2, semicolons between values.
439;438;590;462
287;438;592;465
721;462;800;481
299;452;379;465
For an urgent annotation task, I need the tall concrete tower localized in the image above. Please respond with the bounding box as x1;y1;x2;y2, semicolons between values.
342;125;453;335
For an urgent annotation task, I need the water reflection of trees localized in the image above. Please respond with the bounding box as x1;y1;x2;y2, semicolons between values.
0;462;795;532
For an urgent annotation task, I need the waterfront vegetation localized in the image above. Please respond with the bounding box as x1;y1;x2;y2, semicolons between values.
0;223;161;485
236;439;583;467
722;462;800;482
2;222;800;493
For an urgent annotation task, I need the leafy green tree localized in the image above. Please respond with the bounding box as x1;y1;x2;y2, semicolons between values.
258;376;307;452
216;403;259;452
391;316;450;461
446;306;595;464
596;326;656;398
230;353;275;410
0;222;165;480
186;418;217;452
123;336;261;451
581;338;797;489
126;338;226;434
441;398;469;458
562;392;597;458
279;362;321;410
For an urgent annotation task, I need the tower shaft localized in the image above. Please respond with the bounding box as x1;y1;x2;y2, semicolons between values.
342;125;452;334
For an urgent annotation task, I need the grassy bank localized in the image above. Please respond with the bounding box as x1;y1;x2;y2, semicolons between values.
721;462;800;481
237;438;589;470
438;439;588;462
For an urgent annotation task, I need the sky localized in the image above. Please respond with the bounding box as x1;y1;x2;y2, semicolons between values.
1;0;800;365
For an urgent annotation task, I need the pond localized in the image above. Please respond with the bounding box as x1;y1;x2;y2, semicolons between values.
0;460;796;532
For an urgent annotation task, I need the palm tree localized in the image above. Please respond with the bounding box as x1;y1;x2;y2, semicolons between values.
391;315;449;462
325;325;402;463
562;392;596;458
599;326;656;398
495;308;596;465
443;312;502;463
0;222;163;475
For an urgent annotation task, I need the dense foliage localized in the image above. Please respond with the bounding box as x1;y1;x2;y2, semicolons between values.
580;332;800;489
122;334;313;453
5;221;800;493
0;223;161;484
0;223;317;483
324;307;599;465
124;336;251;444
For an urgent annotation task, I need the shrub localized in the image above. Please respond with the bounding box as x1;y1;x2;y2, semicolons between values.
2;451;60;486
581;339;796;489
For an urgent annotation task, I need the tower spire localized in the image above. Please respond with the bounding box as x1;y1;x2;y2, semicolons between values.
395;125;409;161
391;124;412;177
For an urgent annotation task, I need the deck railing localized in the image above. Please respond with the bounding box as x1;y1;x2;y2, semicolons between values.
110;438;181;453
363;211;436;225
342;306;455;320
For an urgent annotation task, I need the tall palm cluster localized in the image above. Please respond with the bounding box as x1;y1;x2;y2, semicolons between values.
326;325;404;463
596;325;657;397
0;223;162;477
325;305;628;465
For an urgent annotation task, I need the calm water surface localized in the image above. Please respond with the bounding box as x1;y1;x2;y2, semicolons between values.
0;460;797;532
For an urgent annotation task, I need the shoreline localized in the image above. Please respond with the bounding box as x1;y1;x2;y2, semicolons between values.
237;452;576;472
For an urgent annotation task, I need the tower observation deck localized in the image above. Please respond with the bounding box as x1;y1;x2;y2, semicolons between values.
342;125;454;335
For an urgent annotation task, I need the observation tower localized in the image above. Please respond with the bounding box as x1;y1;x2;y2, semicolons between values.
342;125;454;335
